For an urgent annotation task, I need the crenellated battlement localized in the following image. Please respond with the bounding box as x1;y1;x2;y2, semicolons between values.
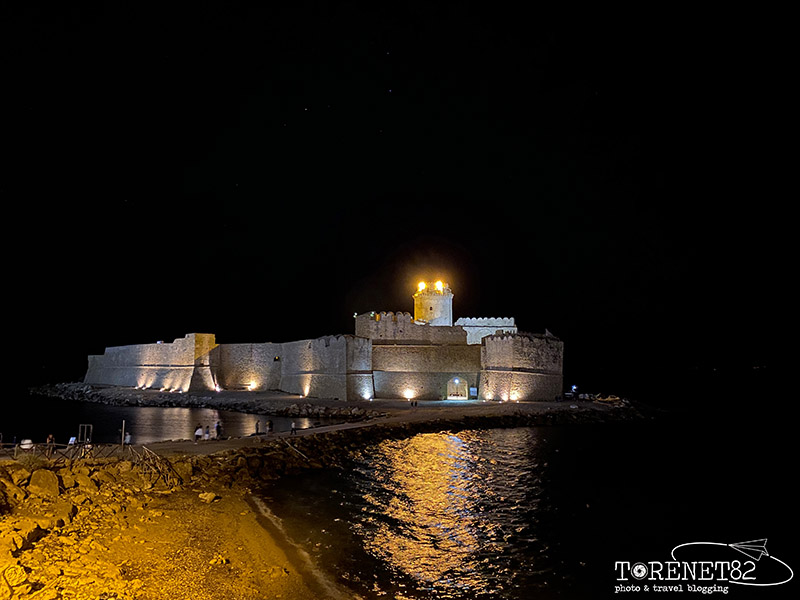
314;334;363;347
377;311;414;321
483;330;559;343
456;316;518;345
84;281;563;402
455;317;516;326
482;331;563;373
355;311;465;345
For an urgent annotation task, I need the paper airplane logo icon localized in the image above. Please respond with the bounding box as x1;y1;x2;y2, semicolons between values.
729;539;769;561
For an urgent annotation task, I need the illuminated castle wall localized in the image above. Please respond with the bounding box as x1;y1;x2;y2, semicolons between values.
84;282;563;402
85;334;374;401
84;333;214;393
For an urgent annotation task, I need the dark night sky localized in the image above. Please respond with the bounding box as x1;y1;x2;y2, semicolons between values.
5;3;790;398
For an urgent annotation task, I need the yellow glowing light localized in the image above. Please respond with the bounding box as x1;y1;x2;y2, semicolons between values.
358;434;481;582
418;281;426;292
435;280;444;291
248;381;257;391
403;389;415;400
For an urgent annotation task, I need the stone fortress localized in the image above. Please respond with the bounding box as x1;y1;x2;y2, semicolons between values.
84;281;564;402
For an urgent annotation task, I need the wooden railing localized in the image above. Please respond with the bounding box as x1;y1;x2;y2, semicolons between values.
1;442;185;488
1;441;129;463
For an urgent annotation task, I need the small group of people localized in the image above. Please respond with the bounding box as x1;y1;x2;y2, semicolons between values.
194;421;224;443
254;418;298;436
254;419;275;436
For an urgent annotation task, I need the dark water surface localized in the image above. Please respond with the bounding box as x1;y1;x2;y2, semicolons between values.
259;410;795;599
6;391;796;598
3;394;320;445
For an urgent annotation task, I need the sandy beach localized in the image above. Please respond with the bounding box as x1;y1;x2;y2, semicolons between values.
2;388;645;599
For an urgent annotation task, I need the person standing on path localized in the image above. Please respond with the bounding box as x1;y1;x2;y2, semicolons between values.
291;421;297;435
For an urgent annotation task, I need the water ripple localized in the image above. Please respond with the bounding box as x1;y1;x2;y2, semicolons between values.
343;429;551;598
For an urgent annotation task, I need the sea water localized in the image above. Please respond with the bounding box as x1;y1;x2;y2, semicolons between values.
8;390;795;598
258;410;794;599
3;394;322;446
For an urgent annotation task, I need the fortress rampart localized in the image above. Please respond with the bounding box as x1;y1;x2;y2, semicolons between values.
355;312;467;345
480;333;564;401
84;333;218;392
371;343;482;400
454;317;518;345
85;334;374;401
84;284;563;402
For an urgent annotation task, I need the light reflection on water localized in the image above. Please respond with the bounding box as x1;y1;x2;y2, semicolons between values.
254;413;794;600
262;428;553;599
356;434;484;588
351;430;548;598
6;396;321;445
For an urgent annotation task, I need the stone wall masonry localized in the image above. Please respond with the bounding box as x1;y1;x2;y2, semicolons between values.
481;332;564;374
279;371;348;401
279;336;347;377
370;344;480;400
345;336;372;372
84;334;208;392
371;344;481;373
83;327;565;403
479;332;564;401
455;317;518;345
216;343;283;391
276;335;372;401
355;312;467;345
479;370;563;402
84;334;373;401
84;358;195;392
455;317;516;327
373;371;479;400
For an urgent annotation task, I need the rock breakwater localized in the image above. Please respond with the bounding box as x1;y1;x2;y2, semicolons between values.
31;383;386;421
8;385;649;598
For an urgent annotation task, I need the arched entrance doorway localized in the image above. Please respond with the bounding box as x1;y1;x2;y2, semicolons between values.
447;377;468;400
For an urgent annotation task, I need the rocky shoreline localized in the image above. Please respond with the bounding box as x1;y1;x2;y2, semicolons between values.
0;447;329;600
30;383;387;421
6;383;652;598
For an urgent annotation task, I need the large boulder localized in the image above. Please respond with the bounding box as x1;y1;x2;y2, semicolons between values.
27;469;60;498
9;467;31;486
73;472;98;493
0;479;27;505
